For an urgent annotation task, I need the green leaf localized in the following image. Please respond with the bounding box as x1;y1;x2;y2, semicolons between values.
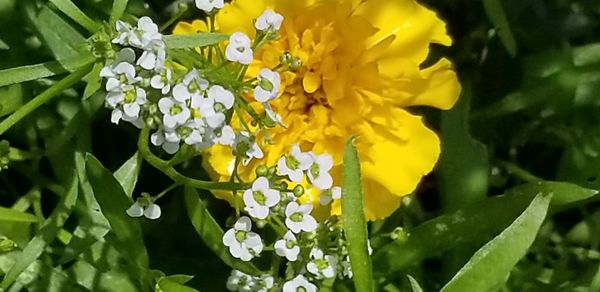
440;193;552;292
572;43;600;67
157;276;199;292
0;38;8;50
341;137;374;292
0;54;94;88
85;154;150;289
482;0;517;57
111;0;129;21
0;84;23;117
114;151;142;198
49;0;99;33
0;207;37;223
164;33;229;49
83;61;103;99
0;172;79;290
67;260;138;291
407;275;424;292
183;186;261;275
372;182;597;276
439;82;489;210
24;3;87;60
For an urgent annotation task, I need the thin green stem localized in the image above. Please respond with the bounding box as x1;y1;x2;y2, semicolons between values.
138;127;249;190
0;65;92;136
154;183;181;201
497;160;543;182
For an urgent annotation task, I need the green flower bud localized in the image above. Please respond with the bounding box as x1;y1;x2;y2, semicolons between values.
255;165;269;177
293;185;305;197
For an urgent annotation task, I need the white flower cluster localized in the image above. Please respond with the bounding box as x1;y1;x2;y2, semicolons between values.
223;145;350;291
226;270;274;292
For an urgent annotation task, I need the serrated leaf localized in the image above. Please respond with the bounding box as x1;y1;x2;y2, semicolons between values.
0;53;94;88
183;186;261;276
441;193;552;291
49;0;99;33
164;33;229;49
0;206;37;223
373;182;597;276
0;172;79;289
85;154;150;289
114;151;142;198
341;137;374;292
482;0;517;56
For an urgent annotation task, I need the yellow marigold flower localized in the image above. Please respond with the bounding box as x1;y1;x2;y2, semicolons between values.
174;0;461;220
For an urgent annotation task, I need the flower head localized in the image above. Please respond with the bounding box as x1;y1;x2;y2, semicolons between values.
222;216;263;261
255;9;283;32
284;201;317;233
274;230;300;261
185;0;461;220
195;0;224;13
282;275;317;292
306;247;338;279
254;68;280;102
243;177;280;219
277;144;312;183
225;32;253;65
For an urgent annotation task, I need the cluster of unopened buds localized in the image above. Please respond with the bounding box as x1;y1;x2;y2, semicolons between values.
98;1;362;290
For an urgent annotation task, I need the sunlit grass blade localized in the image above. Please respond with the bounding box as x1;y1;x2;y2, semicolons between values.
49;0;99;33
111;0;129;22
407;275;424;292
0;65;91;136
373;182;598;276
164;33;229;49
183;186;261;275
0;54;95;88
441;192;552;291
0;172;79;290
114;151;142;198
341;137;374;292
0;206;37;223
85;153;150;290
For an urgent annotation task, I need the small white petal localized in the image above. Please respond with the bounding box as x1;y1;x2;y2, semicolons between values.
143;203;161;219
126;202;144;217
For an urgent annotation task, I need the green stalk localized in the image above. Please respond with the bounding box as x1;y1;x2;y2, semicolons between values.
138;127;249;190
0;66;91;136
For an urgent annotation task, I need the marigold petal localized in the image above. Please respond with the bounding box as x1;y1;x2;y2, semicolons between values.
354;0;452;64
360;108;440;196
172;20;208;35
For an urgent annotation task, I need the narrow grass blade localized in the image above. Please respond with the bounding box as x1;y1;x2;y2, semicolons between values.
440;193;552;291
49;0;99;33
183;186;261;275
0;207;38;223
341;137;374;292
110;0;129;21
164;33;229;49
482;0;517;56
0;54;94;87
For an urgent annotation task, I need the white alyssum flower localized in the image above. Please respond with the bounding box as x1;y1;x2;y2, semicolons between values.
173;69;209;103
211;125;235;146
341;256;353;278
198;85;235;128
274;231;300;261
107;85;147;124
285;202;317;233
306;247;338;279
319;186;342;205
158;97;191;129
100;48;140;92
255;9;284;32
126;201;161;220
150;68;173;94
277;144;313;182
307;153;334;190
226;270;273;292
222;216;263;261
137;46;166;70
113;17;162;49
234;131;264;166
151;129;180;154
195;0;224;13
282;275;317;292
225;32;253;65
263;102;286;128
254;68;280;102
164;120;204;147
243;177;280;219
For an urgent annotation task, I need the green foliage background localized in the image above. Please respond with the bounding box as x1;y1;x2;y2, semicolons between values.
0;0;600;291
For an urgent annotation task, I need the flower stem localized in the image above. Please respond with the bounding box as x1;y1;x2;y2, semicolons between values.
138;127;250;190
497;160;543;182
0;65;92;136
154;183;181;201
